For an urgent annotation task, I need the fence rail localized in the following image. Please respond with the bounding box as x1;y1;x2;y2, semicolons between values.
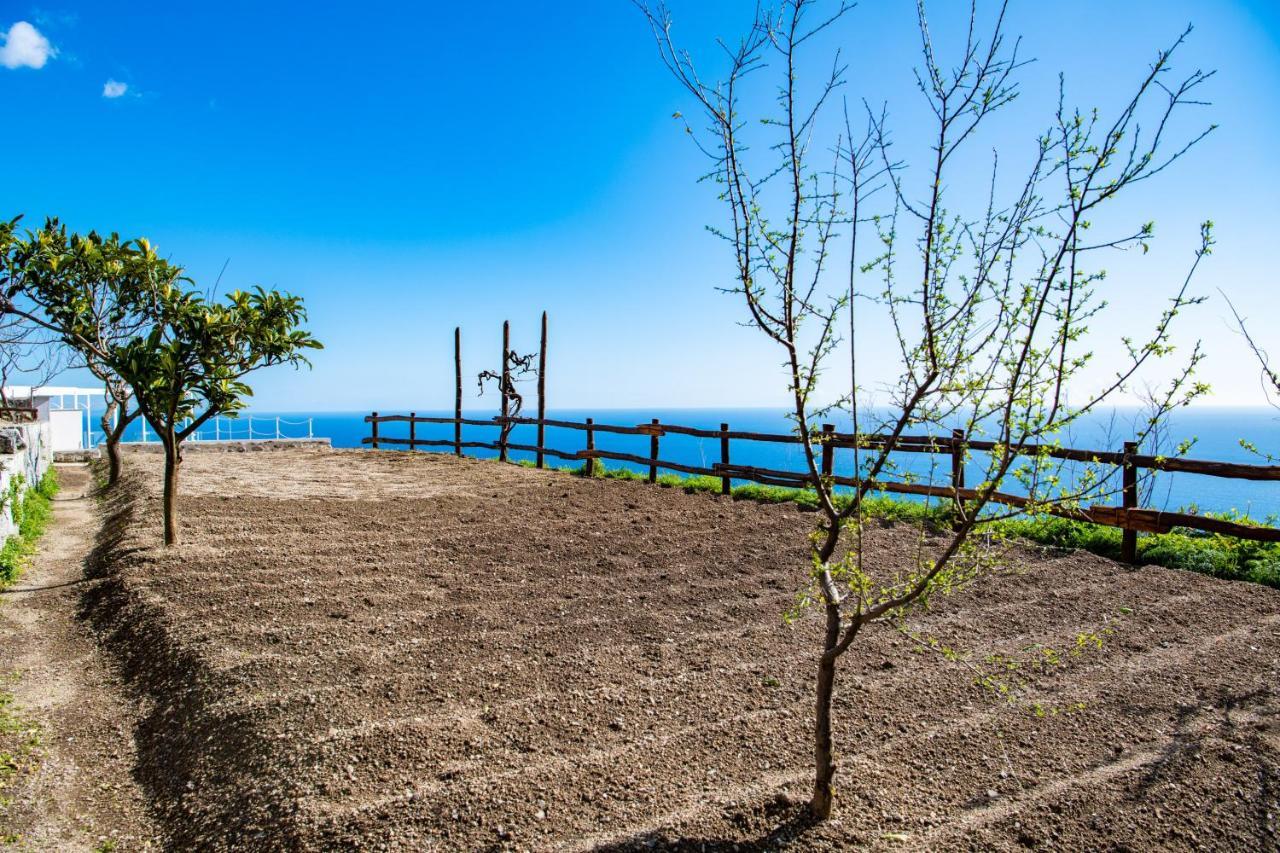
362;412;1280;549
127;415;315;445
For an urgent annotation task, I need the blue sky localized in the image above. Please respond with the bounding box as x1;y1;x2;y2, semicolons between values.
1;1;1277;411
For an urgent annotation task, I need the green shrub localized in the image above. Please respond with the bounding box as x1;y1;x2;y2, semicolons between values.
0;468;59;587
979;510;1280;588
509;456;1280;588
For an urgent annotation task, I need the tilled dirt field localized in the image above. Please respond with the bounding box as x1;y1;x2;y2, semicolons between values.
87;448;1280;851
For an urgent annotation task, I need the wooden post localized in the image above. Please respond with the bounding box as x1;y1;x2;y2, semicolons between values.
537;311;547;469
454;326;463;457
409;412;416;450
585;417;596;477
820;423;835;482
1121;440;1138;564
649;418;660;483
720;422;731;496
951;428;966;526
499;320;510;463
371;412;379;450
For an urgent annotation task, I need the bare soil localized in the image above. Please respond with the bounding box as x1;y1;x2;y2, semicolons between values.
0;465;161;851
84;449;1280;850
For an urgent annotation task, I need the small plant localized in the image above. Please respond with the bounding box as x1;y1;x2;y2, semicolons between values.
0;469;58;587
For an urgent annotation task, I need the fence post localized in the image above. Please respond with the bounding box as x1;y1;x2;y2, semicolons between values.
649;418;660;483
951;428;966;527
409;412;416;450
537;311;547;469
820;423;835;484
454;326;463;456
585;417;596;477
720;422;731;496
276;416;281;440
371;412;379;450
499;320;510;463
1121;440;1138;564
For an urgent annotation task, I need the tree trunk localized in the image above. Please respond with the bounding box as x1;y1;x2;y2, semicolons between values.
162;433;181;546
811;602;842;819
100;403;121;487
101;403;137;488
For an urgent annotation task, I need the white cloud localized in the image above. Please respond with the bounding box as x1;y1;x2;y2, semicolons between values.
102;79;128;98
0;21;55;70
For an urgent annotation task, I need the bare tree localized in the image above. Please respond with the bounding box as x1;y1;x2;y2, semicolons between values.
0;312;63;411
0;216;66;411
478;320;537;458
641;0;1213;818
1223;292;1278;461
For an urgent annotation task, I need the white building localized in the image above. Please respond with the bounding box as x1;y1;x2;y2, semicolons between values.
3;385;103;452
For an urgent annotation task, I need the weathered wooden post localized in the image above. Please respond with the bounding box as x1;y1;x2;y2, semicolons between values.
409;412;416;450
649;418;660;483
585;417;596;477
499;320;510;463
1121;440;1139;564
454;326;463;457
371;412;379;450
820;423;835;482
951;428;966;527
719;422;731;496
537;311;547;469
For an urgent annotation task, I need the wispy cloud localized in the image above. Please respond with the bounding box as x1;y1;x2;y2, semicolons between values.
102;79;128;98
0;21;55;69
32;9;79;29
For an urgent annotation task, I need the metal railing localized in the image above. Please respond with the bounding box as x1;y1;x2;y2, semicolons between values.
93;415;315;446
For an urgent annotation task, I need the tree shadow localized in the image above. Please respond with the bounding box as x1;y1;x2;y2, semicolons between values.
591;798;822;852
0;576;92;594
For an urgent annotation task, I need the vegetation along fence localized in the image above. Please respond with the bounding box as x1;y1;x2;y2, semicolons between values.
363;412;1280;557
364;315;1280;562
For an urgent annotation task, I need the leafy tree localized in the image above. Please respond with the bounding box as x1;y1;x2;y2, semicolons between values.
642;0;1213;818
7;219;170;485
5;223;320;544
113;282;321;544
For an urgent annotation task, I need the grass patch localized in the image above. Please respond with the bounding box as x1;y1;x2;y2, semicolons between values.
495;456;1280;588
0;469;60;588
564;462;1280;589
996;514;1280;588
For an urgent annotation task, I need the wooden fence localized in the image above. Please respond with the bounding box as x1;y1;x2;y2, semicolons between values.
362;412;1280;554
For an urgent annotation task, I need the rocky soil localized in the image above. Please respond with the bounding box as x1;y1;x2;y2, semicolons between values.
73;449;1280;850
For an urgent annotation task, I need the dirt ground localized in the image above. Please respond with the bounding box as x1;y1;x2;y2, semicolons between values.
76;449;1280;850
0;465;161;850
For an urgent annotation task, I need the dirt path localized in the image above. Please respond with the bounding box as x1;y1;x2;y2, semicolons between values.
0;465;160;851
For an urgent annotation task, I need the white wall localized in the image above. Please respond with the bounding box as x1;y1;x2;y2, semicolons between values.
0;421;51;541
48;408;84;452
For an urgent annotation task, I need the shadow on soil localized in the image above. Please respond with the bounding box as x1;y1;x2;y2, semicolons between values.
593;799;822;852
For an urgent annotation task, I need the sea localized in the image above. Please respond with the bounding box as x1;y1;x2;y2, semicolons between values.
91;405;1280;519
